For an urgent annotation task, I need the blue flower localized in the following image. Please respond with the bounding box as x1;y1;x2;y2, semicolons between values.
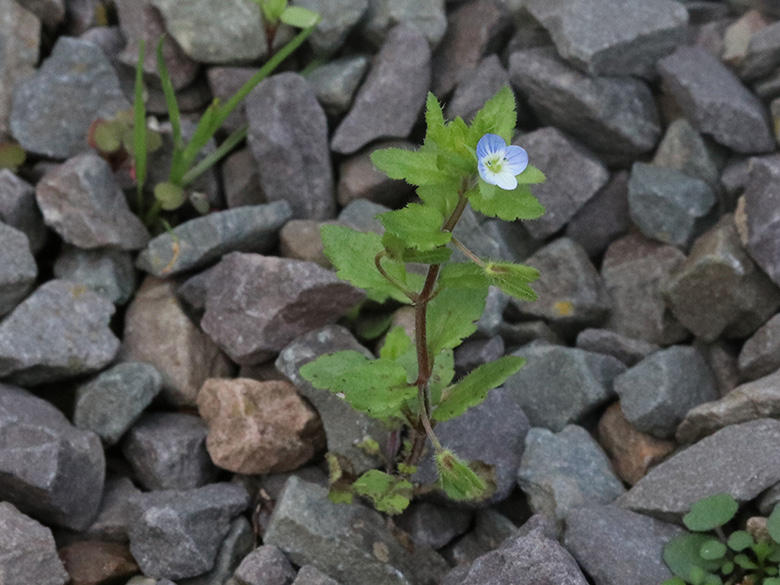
477;133;529;190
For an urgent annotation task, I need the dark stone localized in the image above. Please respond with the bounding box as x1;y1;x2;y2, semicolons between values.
359;0;446;49
297;0;369;56
725;15;780;82
651;118;726;188
743;156;780;287
58;541;138;585
293;566;342;585
336;141;415;208
395;502;472;550
307;55;370;117
180;517;255;585
53;245;137;305
442;509;520;566
0;0;39;137
222;148;265;209
446;55;510;122
739;313;780;381
206;67;256;133
0;222;35;318
454;335;505;376
337;199;388;234
233;544;296;585
279;220;330;267
78;476;141;543
576;328;659;367
0;170;46;254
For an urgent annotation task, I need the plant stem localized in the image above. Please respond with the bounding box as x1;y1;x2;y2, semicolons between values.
450;235;485;267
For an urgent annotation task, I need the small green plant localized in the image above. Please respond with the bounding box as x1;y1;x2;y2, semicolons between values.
0;142;26;172
663;493;780;585
299;87;546;513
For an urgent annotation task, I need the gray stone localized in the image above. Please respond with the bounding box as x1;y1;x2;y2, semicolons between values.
151;0;266;63
0;222;35;318
308;55;370;117
78;477;141;543
0;279;119;384
332;25;431;155
247;73;335;220
37;153;150;250
454;336;505;376
685;1;731;24
739;313;780;381
446;55;509;122
74;362;162;447
337;198;388;234
664;215;780;341
415;386;531;506
504;344;626;431
512;238;611;330
233;545;296;585
514;128;609;239
122;412;217;491
336;141;415;208
721;156;750;204
127;578;178;585
725;14;780;82
697;339;741;398
0;384;105;530
522;0;688;78
10;37;129;158
396;502;472;550
476;286;509;338
601;233;688;345
482;219;541;263
563;506;682;585
264;477;448;585
0;0;39;137
296;0;369;55
17;0;64;29
222;148;265;209
122;277;234;407
276;325;386;474
360;0;446;48
619;418;780;521
500;321;562;348
509;47;661;159
576;329;658;367
279;220;331;267
202;253;364;364
0;170;46;253
0;502;69;585
676;371;780;443
743;156;780;287
441;527;588;585
628;162;716;248
451;206;505;261
651;118;725;188
136;201;292;276
517;426;626;521
442;509;520;566
180;516;254;585
759;482;780;516
566;171;631;259
54;245;137;305
206;67;257;133
128;483;250;580
658;46;774;153
293;566;341;585
614;345;718;439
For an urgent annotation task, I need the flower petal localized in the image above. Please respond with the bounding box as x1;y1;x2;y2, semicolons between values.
493;170;518;190
477;134;506;161
503;145;529;175
479;160;498;185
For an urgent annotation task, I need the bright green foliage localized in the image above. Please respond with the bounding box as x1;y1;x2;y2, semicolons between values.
371;148;450;186
417;181;460;218
683;494;739;531
154;183;186;211
770;504;780;543
470;180;546;221
436;450;495;501
379;204;451;251
279;5;319;27
468;85;516;144
484;261;539;302
433;356;525;422
353;470;413;515
426;287;487;355
380;327;412;361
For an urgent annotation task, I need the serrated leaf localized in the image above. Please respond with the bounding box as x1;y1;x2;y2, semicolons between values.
727;531;753;551
436;449;495;502
379;204;451;251
433;356;526;422
426;287;487;355
699;539;727;560
428;349;455;407
402;246;452;265
417;181;460;219
380;326;412;361
769;502;780;543
516;165;546;185
469;181;546;221
280;5;319;28
424;93;449;150
468;85;516;144
437;263;490;290
484;261;539;302
371;148;450;186
664;534;723;578
352;470;413;515
683;494;738;532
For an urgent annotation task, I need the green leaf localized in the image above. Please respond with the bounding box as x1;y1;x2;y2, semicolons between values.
732;553;758;569
156;37;182;155
416;181;460;219
280;5;319;27
469;181;546;221
727;531;753;552
699;539;727;560
664;534;724;578
468;85;516;144
355;312;393;341
300;350;369;388
765;578;780;585
352;470;413;515
325;452;355;505
380;327;412;361
769;503;780;543
402;247;453;265
516;165;546;185
769;542;780;562
484;261;539;302
261;0;287;22
702;573;722;585
133;40;148;196
437;263;490;291
753;539;773;564
379;204;451;251
436;449;495;502
434;356;526;422
153;182;185;211
661;579;687;585
426;286;487;355
683;494;739;532
721;561;734;575
371;148;450;186
689;567;706;585
424;92;449;150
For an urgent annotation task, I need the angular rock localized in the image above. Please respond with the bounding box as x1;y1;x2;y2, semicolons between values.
576;329;658;368
743;156;780;287
10;37;129;158
293;566;341;585
337;198;388;234
724;12;780;82
677;371;780;443
233;545;296;585
454;336;505;377
651;118;725;188
477;286;510;338
122;276;234;407
514;128;609;239
442;509;520;567
279;220;330;267
512;237;611;330
482;218;541;263
451;206;504;261
54;245;137;305
504;344;625;431
597;402;675;485
697;340;741;397
658;46;774;154
206;66;256;133
74;362;162;447
331;25;431;154
0;384;105;530
0;502;69;585
137;201;292;276
517;426;626;521
151;0;266;63
620;418;780;521
264;477;448;585
180;516;254;585
0;222;36;318
201;253;364;364
128;483;250;580
297;0;369;55
0;170;46;253
20;0;64;29
0;0;39;137
247;73;334;219
276;326;386;474
509;47;661;159
445;55;509;122
359;0;446;48
197;378;324;474
59;541;138;585
307;55;370;117
122;412;217;491
336;140;415;208
739;313;780;381
78;476;141;543
0;279;119;384
222;148;264;209
36;153;150;250
664;215;780;341
395;502;472;550
564;506;682;585
628;162;716;248
601;233;688;345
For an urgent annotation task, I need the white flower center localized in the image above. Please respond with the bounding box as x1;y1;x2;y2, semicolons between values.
484;152;508;174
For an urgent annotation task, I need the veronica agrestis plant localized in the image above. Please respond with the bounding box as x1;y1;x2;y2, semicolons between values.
299;87;546;513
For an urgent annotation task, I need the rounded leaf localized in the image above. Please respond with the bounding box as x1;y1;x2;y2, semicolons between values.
153;182;185;211
721;561;734;575
699;539;727;560
92;120;122;153
664;534;723;578
0;142;26;170
683;494;738;531
727;530;753;551
769;502;780;544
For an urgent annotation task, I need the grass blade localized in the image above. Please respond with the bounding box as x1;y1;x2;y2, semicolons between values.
182;124;248;186
156;36;182;152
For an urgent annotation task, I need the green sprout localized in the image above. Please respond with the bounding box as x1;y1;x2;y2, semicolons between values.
0;142;26;172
